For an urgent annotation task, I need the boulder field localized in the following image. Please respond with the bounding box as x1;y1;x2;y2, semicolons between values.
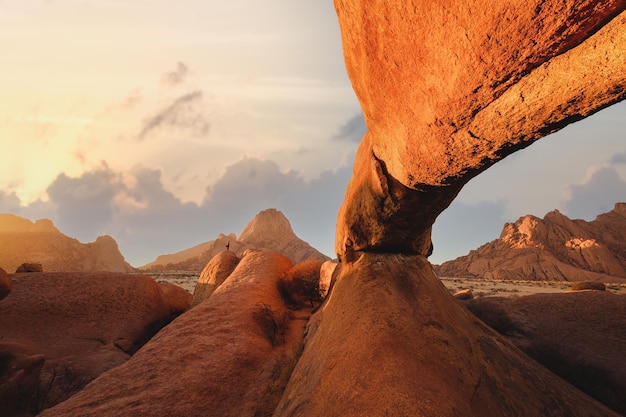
39;250;311;417
0;272;190;416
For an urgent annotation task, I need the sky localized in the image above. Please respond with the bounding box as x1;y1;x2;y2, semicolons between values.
0;1;625;267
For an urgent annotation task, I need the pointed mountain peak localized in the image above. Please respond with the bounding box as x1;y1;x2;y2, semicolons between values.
238;209;296;243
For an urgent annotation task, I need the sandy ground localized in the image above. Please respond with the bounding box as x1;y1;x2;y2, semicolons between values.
143;271;626;298
440;277;626;297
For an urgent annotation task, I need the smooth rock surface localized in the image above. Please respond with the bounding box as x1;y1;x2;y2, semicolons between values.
191;249;240;307
0;272;176;415
41;250;310;417
334;1;626;258
463;291;626;415
274;253;619;417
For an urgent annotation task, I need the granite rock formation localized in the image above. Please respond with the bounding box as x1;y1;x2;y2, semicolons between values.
463;291;626;415
191;249;241;306
0;214;134;273
274;254;618;416
436;204;626;282
8;2;626;416
334;1;626;259
143;208;329;271
40;250;310;417
0;272;184;415
309;1;626;416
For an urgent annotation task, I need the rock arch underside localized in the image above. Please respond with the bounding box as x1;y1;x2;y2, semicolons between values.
38;1;626;417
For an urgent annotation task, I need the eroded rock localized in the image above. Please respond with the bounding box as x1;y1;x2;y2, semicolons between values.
0;272;175;415
436;204;626;282
40;250;310;417
191;249;240;306
274;253;618;416
334;1;626;259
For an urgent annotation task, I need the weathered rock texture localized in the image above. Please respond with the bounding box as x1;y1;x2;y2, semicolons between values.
143;208;328;271
0;214;134;273
436;204;626;282
463;291;626;415
40;250;310;417
334;1;626;258
0;272;180;415
274;253;618;416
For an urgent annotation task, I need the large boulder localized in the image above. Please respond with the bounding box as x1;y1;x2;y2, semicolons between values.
463;291;626;415
191;250;240;307
334;1;626;258
15;262;43;273
0;272;177;415
274;253;617;416
40;250;311;417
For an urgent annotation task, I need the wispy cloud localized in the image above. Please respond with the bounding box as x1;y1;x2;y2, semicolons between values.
137;90;210;141
161;61;189;87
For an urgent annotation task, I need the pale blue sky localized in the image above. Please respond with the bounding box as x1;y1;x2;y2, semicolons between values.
1;1;624;266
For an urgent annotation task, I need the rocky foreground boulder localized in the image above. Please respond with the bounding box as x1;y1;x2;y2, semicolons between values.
436;204;626;282
463;291;626;415
0;272;188;416
274;253;618;417
0;214;134;273
40;250;310;417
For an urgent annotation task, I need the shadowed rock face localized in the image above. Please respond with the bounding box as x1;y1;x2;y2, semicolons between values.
274;254;619;417
334;1;626;259
463;292;626;415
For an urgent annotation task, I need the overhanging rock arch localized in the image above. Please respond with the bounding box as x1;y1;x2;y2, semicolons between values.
334;0;626;260
273;3;626;416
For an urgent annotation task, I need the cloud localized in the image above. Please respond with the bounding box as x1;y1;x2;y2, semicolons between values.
561;165;626;220
0;191;22;213
46;164;121;239
161;62;189;87
4;156;351;266
334;113;366;143
609;151;626;165
137;90;210;141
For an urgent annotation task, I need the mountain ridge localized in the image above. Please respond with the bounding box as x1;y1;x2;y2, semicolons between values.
435;203;626;282
0;214;134;273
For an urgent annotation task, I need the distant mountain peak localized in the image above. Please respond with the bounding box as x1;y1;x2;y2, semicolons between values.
0;214;133;273
238;209;297;243
142;208;329;271
436;204;626;282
